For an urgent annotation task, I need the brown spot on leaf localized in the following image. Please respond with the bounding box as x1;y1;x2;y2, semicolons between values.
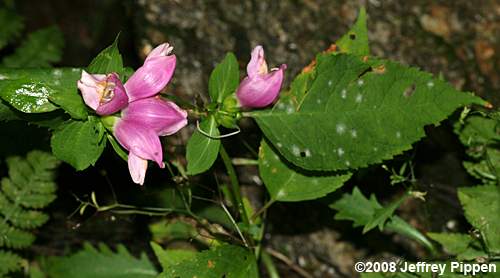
207;260;215;268
373;64;386;74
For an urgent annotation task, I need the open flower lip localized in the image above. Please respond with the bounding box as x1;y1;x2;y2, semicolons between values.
77;42;188;185
77;71;129;115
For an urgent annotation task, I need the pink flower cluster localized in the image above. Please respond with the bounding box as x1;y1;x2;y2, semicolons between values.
77;43;285;184
77;43;187;185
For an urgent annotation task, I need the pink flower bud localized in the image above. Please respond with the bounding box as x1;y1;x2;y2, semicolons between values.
123;97;188;136
77;71;129;115
114;119;165;185
236;46;286;108
124;43;177;102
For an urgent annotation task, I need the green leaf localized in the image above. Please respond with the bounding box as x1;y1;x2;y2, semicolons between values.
156;244;258;278
151;242;196;270
330;187;433;251
0;79;58;113
43;243;157;278
253;54;485;172
0;9;24;50
259;140;351;201
208;52;239;103
0;68;88;118
427;233;473;255
2;26;64;68
186;116;220;175
87;34;123;74
336;7;369;56
455;115;500;147
463;148;500;184
458;185;500;254
0;250;23;276
50;117;106;171
385;217;435;253
363;193;408;233
149;219;198;243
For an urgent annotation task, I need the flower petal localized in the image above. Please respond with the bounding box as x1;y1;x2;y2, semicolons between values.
236;64;286;108
246;45;268;78
95;73;129;115
128;152;148;185
77;70;106;110
145;43;174;62
125;54;176;101
124;97;188;136
114;119;164;167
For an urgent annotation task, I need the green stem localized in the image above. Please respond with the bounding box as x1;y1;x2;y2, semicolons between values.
219;144;251;234
261;251;280;278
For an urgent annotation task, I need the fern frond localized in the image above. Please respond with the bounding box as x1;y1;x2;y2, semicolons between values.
0;151;59;276
0;220;35;249
0;250;23;276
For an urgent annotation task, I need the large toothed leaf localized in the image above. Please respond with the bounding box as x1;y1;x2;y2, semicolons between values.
156;244;258;278
186;116;221;175
458;185;500;254
87;34;124;74
0;68;88;119
208;52;239;103
259;140;351;202
51;116;106;171
253;54;485;171
2;26;64;68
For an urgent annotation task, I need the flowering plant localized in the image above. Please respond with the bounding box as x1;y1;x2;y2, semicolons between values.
0;6;497;278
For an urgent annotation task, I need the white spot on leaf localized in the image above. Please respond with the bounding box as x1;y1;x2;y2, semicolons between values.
337;148;345;156
336;123;346;134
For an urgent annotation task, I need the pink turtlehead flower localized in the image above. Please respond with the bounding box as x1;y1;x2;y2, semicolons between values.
113;43;186;185
236;45;286;108
123;97;188;136
124;43;177;102
77;71;128;115
115;97;187;184
114;119;165;185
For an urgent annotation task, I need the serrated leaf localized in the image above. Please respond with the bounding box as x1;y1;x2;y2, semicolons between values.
336;7;369;55
2;26;64;68
458;185;500;254
330;187;382;227
208;52;239;103
186;116;220;175
0;9;24;50
0;250;23;276
51;117;106;170
156;244;258;278
330;187;433;251
0;68;88;118
254;54;485;171
363;193;408;233
259;140;351;201
43;243;157;278
87;35;123;74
